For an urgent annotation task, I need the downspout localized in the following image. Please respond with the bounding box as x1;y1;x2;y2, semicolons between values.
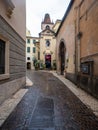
74;20;77;82
74;0;84;84
77;6;81;73
76;0;84;74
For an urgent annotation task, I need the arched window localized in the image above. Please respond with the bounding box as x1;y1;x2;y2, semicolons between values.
46;40;50;47
46;25;50;29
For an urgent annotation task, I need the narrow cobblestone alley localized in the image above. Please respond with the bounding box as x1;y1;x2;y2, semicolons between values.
1;70;98;130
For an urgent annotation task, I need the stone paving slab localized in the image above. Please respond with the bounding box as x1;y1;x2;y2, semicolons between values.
26;76;33;86
0;89;28;126
0;76;32;126
51;71;98;116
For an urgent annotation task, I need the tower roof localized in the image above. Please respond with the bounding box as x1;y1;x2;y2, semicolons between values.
42;13;53;24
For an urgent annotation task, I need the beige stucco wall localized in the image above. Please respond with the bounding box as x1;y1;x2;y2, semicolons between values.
0;0;26;40
26;37;37;69
40;35;56;65
53;20;61;33
56;2;76;75
79;0;98;76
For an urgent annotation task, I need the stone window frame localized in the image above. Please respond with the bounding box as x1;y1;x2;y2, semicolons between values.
0;35;10;81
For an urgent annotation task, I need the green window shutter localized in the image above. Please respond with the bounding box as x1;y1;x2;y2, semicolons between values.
27;47;30;52
33;47;36;53
27;39;30;43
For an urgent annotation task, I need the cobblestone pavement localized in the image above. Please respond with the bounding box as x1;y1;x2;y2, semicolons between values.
1;70;98;130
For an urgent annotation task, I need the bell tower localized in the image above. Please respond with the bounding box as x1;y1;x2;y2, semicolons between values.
41;13;54;31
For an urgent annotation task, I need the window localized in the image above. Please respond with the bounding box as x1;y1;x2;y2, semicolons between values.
27;39;30;43
33;47;36;53
38;52;40;60
46;40;50;47
0;37;9;80
27;57;30;60
27;47;30;52
46;25;50;29
0;40;5;74
33;39;36;44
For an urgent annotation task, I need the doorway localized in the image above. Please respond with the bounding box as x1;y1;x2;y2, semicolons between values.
45;55;51;68
60;42;65;75
27;62;31;69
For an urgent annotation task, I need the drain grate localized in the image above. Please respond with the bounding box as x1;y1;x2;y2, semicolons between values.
29;97;54;129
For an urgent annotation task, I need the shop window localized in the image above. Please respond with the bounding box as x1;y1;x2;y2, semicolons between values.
81;61;93;76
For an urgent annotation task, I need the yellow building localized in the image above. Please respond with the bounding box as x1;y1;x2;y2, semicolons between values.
39;13;56;69
52;19;61;33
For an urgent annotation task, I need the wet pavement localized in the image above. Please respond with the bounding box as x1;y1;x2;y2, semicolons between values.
0;70;98;130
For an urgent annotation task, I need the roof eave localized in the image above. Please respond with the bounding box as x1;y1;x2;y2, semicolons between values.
55;0;74;37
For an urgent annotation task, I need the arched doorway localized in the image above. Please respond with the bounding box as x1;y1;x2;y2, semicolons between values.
59;42;65;75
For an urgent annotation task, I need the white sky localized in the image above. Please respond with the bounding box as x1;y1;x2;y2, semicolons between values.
26;0;71;37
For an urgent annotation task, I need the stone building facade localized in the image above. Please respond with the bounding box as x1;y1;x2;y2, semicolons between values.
0;0;26;104
39;14;56;69
56;0;98;98
56;0;76;82
26;29;40;69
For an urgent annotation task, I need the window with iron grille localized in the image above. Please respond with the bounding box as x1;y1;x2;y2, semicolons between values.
0;39;5;74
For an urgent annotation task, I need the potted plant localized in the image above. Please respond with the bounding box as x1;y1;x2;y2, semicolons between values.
34;60;40;70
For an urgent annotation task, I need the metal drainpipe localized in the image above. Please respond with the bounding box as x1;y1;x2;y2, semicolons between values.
77;6;81;73
77;0;84;73
74;20;77;82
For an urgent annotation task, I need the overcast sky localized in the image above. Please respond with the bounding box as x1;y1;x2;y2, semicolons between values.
26;0;71;37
